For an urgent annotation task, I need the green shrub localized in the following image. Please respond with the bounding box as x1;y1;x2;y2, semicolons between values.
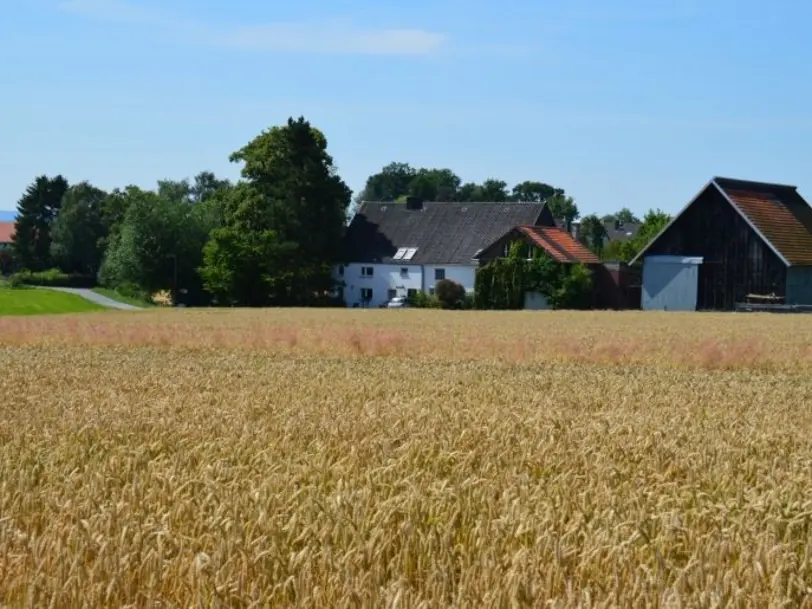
113;282;154;303
410;291;442;309
11;268;96;288
549;262;594;309
7;273;27;289
434;279;466;309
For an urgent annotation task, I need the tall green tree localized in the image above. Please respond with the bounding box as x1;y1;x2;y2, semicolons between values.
457;182;483;202
358;164;462;202
578;214;608;255
50;181;108;275
357;162;416;201
157;172;231;205
12;175;69;271
602;209;672;261
359;166;573;206
99;187;214;301
478;179;510;201
635;209;671;242
602;207;640;224
157;178;193;203
409;168;461;201
546;193;580;227
97;186;138;256
511;181;562;203
192;171;231;203
201;116;351;305
200;184;295;306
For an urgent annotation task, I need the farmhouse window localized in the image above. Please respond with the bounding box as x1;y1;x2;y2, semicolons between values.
361;266;374;277
360;288;373;300
435;268;446;281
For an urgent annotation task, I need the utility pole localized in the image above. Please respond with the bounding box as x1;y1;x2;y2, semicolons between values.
170;253;178;306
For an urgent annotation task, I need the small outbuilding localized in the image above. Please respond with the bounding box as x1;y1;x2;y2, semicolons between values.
474;225;604;309
632;177;812;311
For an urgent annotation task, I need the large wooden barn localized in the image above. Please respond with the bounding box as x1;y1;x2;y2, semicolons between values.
631;177;812;311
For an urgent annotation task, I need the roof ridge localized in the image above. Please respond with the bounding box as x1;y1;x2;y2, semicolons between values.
359;201;545;205
713;176;798;191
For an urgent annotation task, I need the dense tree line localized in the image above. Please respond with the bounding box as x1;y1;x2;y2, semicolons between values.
8;119;670;307
10;117;351;306
357;162;581;227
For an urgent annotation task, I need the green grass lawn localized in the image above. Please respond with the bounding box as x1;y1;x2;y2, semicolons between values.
0;287;104;316
91;287;156;308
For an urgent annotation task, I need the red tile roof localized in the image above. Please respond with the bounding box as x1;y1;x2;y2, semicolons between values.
0;222;14;244
715;178;812;265
517;226;601;264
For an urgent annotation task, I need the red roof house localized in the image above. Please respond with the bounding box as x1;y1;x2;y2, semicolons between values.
0;222;15;245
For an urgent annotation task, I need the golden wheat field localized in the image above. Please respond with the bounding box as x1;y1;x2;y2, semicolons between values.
2;308;812;608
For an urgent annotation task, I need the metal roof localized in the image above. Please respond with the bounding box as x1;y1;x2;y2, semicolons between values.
715;178;812;265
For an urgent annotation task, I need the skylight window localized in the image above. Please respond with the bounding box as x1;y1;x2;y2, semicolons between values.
403;247;418;260
393;248;407;260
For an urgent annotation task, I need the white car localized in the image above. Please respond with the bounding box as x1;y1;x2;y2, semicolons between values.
386;296;409;308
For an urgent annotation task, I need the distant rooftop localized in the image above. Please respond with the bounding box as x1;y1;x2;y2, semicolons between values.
344;200;553;265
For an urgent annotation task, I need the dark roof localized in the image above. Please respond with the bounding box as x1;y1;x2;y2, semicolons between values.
603;220;640;242
714;177;812;265
516;226;601;263
344;201;552;264
631;177;812;266
0;222;14;243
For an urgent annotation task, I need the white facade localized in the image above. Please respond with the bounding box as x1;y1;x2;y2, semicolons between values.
336;262;478;307
421;265;476;295
336;263;422;308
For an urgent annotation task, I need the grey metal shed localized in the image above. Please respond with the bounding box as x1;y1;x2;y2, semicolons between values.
641;255;703;311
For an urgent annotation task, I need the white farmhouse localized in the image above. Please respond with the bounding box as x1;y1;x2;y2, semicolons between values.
336;196;554;307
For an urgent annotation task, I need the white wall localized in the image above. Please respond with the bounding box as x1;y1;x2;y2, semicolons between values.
336;263;423;307
422;264;477;294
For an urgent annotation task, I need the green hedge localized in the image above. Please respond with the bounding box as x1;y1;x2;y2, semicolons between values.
11;268;96;288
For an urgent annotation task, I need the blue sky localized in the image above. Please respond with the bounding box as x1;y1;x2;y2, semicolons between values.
2;0;811;219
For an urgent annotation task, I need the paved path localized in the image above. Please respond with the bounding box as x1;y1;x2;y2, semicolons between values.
41;287;143;311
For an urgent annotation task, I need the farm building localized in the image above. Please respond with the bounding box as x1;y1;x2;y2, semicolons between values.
0;222;14;248
473;225;634;310
338;197;554;307
631;177;812;311
599;261;641;310
0;222;15;275
474;225;601;267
